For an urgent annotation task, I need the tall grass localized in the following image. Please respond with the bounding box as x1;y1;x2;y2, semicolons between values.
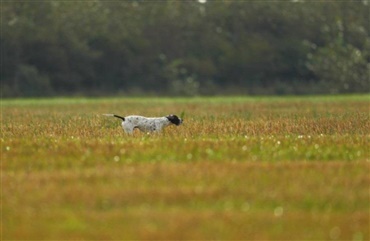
2;96;369;240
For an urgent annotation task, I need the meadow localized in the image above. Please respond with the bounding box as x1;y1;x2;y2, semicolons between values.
1;95;369;240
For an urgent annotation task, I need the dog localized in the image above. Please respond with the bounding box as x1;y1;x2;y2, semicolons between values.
103;114;182;134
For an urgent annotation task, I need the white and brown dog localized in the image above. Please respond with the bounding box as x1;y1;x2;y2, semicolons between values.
103;114;182;134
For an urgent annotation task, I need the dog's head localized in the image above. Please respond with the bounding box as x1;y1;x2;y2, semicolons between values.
166;114;182;126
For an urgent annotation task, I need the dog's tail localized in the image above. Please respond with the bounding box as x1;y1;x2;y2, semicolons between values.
102;114;125;121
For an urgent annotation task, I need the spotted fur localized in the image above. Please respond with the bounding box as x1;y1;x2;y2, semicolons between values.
103;114;182;134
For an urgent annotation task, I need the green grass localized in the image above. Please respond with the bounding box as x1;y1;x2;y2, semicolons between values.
1;95;369;240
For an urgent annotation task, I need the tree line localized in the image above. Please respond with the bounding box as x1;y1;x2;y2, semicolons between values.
1;0;369;97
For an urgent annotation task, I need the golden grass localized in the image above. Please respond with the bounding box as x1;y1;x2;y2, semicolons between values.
1;96;369;240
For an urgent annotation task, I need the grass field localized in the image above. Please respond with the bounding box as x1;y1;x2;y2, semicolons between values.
1;95;369;240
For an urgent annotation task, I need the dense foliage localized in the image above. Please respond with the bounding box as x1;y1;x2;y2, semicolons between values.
1;1;369;96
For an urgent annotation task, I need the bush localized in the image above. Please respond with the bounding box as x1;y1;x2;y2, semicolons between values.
307;40;370;93
14;64;53;97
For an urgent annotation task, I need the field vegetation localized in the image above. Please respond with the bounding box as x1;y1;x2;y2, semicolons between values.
1;95;369;240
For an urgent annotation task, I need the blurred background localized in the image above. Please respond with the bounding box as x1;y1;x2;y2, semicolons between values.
1;0;369;97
